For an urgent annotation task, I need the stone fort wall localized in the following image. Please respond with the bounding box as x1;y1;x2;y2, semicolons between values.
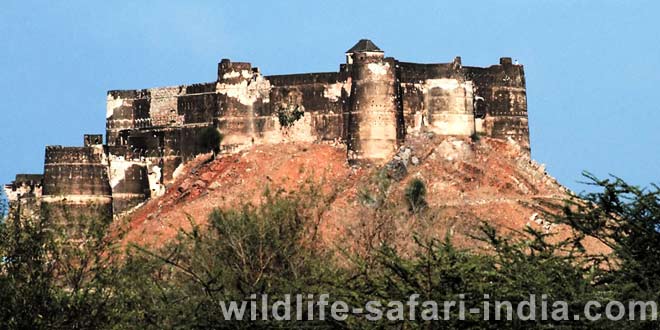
5;40;529;221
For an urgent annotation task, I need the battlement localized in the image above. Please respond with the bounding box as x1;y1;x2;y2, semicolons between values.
14;174;44;184
4;174;43;202
3;174;43;221
84;134;103;146
267;72;340;86
44;145;106;164
218;59;258;83
397;60;463;81
186;83;216;94
102;40;529;163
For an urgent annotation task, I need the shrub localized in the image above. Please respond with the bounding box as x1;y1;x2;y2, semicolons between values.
470;132;481;142
358;168;392;208
0;190;7;220
277;105;304;128
405;178;427;213
197;126;223;154
139;187;341;328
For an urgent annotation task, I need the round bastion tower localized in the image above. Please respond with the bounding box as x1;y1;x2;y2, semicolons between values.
345;39;399;162
41;137;113;228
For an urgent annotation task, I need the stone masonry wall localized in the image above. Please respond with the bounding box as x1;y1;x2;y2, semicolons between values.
346;53;399;161
3;174;43;221
7;40;530;222
465;57;529;150
41;145;113;223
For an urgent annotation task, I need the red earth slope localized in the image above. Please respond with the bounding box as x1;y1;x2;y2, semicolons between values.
119;134;605;254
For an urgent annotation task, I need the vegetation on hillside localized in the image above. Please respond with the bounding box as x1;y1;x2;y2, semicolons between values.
404;178;427;213
197;126;224;156
1;174;659;328
0;190;8;219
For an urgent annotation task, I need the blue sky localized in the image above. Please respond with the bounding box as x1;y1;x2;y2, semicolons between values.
1;0;658;193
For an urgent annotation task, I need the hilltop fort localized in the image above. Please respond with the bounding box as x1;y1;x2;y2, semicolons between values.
4;39;529;222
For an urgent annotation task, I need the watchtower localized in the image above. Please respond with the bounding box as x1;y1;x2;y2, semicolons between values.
345;39;399;161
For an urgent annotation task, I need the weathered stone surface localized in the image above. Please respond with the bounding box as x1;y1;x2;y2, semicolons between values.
41;144;113;224
104;39;529;175
3;174;43;221
7;39;531;224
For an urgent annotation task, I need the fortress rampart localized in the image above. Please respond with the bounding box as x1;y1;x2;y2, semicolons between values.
40;143;113;224
5;39;529;222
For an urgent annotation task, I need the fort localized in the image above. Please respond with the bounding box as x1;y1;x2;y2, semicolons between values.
4;39;529;221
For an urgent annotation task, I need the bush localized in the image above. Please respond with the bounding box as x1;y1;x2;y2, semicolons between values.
0;207;136;329
470;132;481;142
138;187;341;328
0;190;7;220
358;168;392;208
4;172;660;329
404;178;427;213
277;105;304;128
197;126;223;153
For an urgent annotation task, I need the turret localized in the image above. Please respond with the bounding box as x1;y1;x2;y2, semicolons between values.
466;57;529;151
490;58;528;150
106;145;151;215
345;39;400;161
215;59;271;151
218;59;256;84
41;136;113;225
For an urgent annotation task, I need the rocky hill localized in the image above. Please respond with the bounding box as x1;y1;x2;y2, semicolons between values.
118;133;606;255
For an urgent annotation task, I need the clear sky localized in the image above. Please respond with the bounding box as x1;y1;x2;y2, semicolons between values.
1;0;658;193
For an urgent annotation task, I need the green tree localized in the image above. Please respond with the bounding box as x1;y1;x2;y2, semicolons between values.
0;205;158;329
0;212;57;329
340;224;607;329
1;172;659;329
198;126;223;157
137;186;343;329
546;173;660;329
